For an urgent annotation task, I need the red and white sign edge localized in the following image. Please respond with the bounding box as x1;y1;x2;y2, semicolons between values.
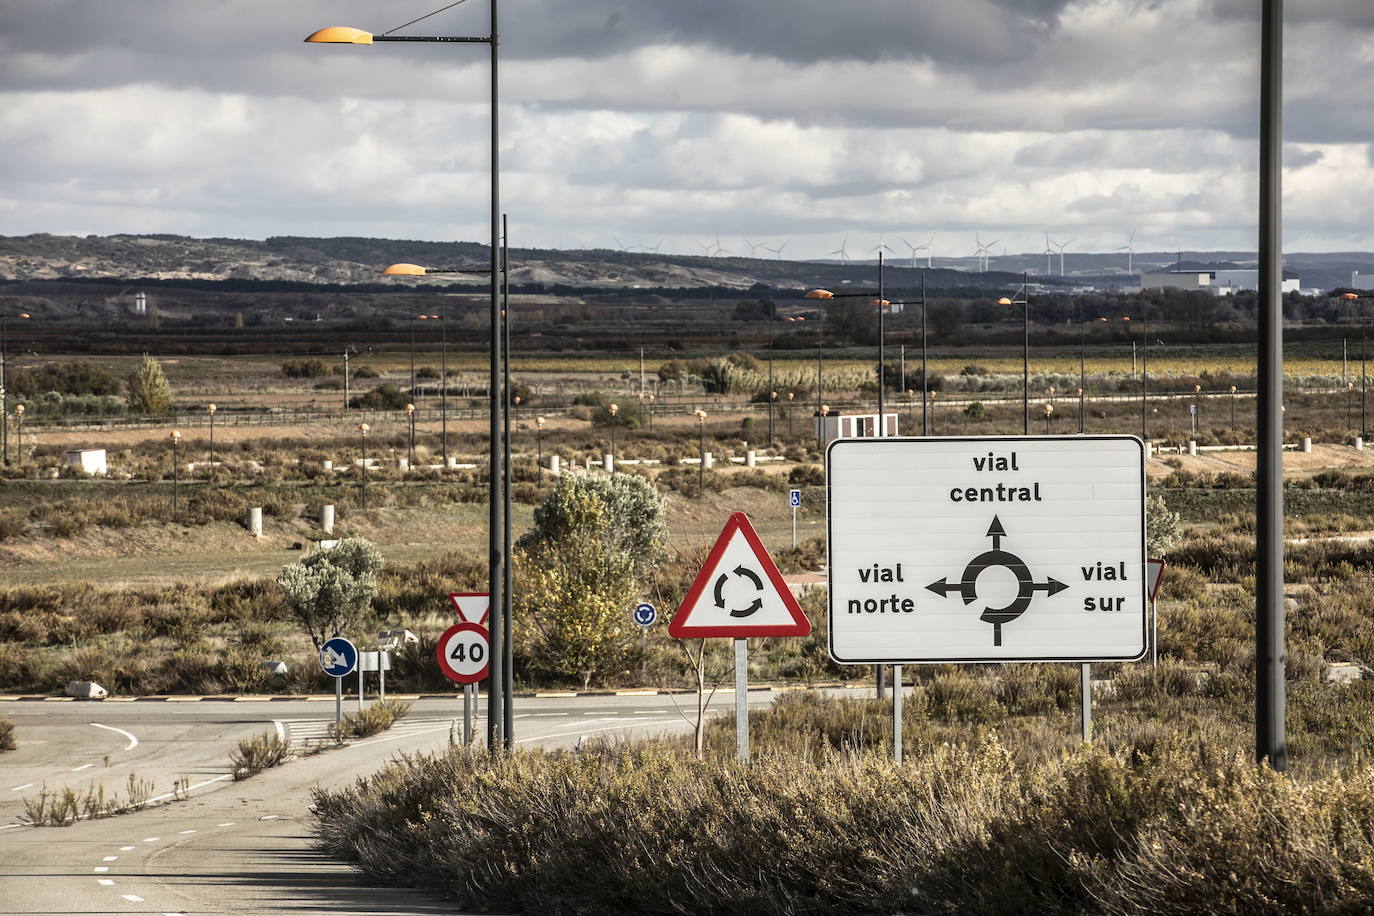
1146;558;1167;602
448;592;491;625
668;511;812;638
436;621;489;684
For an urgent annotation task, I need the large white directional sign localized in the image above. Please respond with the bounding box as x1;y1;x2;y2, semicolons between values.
827;436;1146;663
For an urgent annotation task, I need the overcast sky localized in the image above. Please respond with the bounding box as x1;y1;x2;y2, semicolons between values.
2;0;1371;261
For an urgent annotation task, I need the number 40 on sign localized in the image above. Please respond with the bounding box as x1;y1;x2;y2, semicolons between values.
437;622;489;684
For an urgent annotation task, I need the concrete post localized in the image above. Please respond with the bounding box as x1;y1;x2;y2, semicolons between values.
320;504;335;535
703;451;715;470
246;507;263;537
1301;437;1312;453
1187;440;1198;456
745;449;756;468
603;453;614;472
550;454;561;475
321;459;333;471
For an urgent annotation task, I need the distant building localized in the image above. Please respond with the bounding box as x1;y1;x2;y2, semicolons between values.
1140;269;1299;295
815;411;898;446
65;449;108;476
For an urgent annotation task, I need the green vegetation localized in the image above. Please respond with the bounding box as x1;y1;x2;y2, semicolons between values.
23;774;153;826
278;538;384;649
125;354;172;414
229;730;292;780
334;699;412;739
0;717;14;751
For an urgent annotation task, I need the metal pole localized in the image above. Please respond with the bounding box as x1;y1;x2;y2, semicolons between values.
485;0;506;753
441;307;449;467
502;213;514;749
463;682;474;745
1079;663;1092;741
792;503;797;548
379;654;385;703
734;637;749;763
1151;597;1158;671
698;420;705;494
358;663;364;712
892;664;903;764
171;438;179;517
877;252;886;433
409;315;417;403
1141;303;1148;441
1256;0;1286;771
1079;303;1086;433
343;349;350;413
921;273;929;436
335;675;342;734
768;307;775;442
0;307;7;466
1022;271;1030;435
816;334;823;448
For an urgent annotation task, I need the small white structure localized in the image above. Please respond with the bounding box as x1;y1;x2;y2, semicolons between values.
65;449;108;476
815;412;899;447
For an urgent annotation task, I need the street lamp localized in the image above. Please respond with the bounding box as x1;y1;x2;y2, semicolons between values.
535;415;545;481
996;271;1031;435
1346;382;1354;433
1;309;30;466
405;403;416;468
786;391;795;438
207;403;217;470
647;393;655;431
766;301;775;443
1042;403;1053;434
310;6;510;750
695;409;707;495
608;402;619;469
358;423;370;509
11;403;24;463
169;429;181;518
1192;385;1202;438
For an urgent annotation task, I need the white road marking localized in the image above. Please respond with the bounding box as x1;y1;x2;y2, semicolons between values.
515;717;685;746
119;846;135;850
216;822;234;827
102;855;118;861
0;824;23;831
260;815;279;820
71;763;94;772
178;829;196;834
142;837;160;842
273;719;285;742
90;722;138;750
97;879;114;886
94;867;108;872
146;773;231;805
122;895;143;902
9;783;33;791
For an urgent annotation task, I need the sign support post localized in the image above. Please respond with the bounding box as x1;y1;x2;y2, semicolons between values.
734;638;749;762
441;594;493;747
318;636;359;737
464;683;474;745
1080;663;1092;741
335;676;342;733
892;664;903;764
358;665;365;712
379;653;386;703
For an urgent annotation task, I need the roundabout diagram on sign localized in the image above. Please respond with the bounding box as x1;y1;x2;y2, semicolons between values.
926;515;1067;646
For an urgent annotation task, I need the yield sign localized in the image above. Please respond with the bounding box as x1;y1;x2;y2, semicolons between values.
448;592;491;625
668;512;811;638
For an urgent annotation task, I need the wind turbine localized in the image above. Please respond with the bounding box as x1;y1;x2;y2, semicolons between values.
974;234;998;272
1042;233;1054;276
613;236;639;253
713;234;734;257
1049;237;1072;276
641;238;666;254
827;234;850;265
871;234;896;261
1115;231;1137;274
742;237;766;258
764;240;791;260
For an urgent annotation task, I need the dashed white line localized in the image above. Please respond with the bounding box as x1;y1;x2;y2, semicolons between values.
146;773;231;804
178;829;196;834
91;722;139;750
142;837;160;843
121;895;144;902
102;855;118;861
97;879;114;886
260;815;279;820
9;783;33;791
1;824;24;831
93;867;108;873
71;763;94;772
119;846;135;851
216;822;235;827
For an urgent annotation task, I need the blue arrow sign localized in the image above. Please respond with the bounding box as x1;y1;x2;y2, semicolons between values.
789;489;801;508
319;636;358;677
633;603;657;627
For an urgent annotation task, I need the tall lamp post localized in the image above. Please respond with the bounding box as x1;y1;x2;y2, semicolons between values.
607;402;618;469
535;415;545;481
996;271;1031;435
1;310;30;466
766;302;775;443
169;430;181;518
1042;403;1053;434
1339;294;1371;439
207;403;217;469
405;402;416;468
695;409;707;495
11;404;24;463
358;423;370;509
432;313;448;467
309;6;509;750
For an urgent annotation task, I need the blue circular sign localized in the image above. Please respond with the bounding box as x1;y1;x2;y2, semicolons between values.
319;636;358;677
633;603;657;627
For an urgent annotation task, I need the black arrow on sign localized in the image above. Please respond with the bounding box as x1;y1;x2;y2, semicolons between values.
926;577;977;603
713;573;729;609
1031;578;1068;596
986;515;1007;550
734;565;763;590
730;597;764;618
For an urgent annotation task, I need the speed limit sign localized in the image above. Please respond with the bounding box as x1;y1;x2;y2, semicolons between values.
436;621;490;684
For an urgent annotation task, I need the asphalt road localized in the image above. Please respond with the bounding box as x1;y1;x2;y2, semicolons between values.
0;691;783;914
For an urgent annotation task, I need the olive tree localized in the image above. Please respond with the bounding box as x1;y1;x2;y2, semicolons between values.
277;538;383;649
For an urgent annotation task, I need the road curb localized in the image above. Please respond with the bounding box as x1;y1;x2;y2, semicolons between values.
0;683;872;703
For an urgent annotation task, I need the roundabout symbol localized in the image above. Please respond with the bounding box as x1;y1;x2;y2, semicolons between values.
926;515;1067;646
714;566;765;618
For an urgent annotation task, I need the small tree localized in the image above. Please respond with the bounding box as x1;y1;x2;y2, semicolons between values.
1146;491;1182;556
277;538;383;649
519;473;666;577
126;355;172;414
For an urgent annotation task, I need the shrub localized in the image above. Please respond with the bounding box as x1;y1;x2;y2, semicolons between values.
334;700;412;739
349;384;408;410
0;718;14;752
230;730;292;780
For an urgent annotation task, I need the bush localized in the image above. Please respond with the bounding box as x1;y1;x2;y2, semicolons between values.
230;730;292;779
334;700;412;739
349;384;409;410
0;718;14;752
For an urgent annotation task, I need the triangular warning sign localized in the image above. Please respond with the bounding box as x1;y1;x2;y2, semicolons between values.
669;512;812;638
448;592;491;626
